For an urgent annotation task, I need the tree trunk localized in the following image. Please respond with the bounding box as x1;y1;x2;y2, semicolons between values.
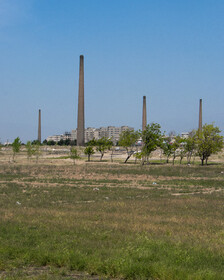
88;155;90;161
111;150;113;162
188;152;192;164
172;154;175;165
100;153;103;161
124;151;134;163
124;154;131;163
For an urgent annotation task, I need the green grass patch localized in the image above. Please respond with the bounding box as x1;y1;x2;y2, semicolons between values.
0;163;224;279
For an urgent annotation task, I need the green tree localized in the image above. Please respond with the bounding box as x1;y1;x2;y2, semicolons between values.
70;147;80;165
95;137;113;161
178;140;187;164
133;151;142;164
141;123;163;164
171;135;184;165
26;141;35;162
64;139;71;146
47;140;56;146
33;143;41;163
70;140;77;146
184;131;197;164
31;140;41;145
119;130;139;163
162;137;173;163
12;137;22;162
57;139;65;146
84;146;95;162
86;139;97;146
197;124;223;165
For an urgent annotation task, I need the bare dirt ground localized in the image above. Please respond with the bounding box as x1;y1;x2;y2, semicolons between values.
0;267;116;279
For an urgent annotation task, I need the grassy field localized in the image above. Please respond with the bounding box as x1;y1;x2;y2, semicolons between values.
0;157;224;279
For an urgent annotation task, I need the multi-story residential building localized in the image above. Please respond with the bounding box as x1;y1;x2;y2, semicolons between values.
98;127;107;139
46;135;63;142
85;127;97;143
71;130;77;141
181;132;189;139
48;126;134;144
47;132;71;142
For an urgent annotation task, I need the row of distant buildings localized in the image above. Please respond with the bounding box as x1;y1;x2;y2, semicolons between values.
46;126;134;144
46;126;190;145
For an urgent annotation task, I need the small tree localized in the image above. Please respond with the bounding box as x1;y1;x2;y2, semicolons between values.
86;139;97;146
33;143;41;163
31;140;41;145
12;137;22;162
110;146;115;162
171;135;184;165
57;139;65;146
95;137;113;161
64;139;71;146
133;151;142;164
119;130;139;163
70;147;80;165
197;124;223;165
141;123;163;164
178;141;187;164
162;137;173;163
26;141;35;162
47;140;56;146
84;146;95;162
184;131;197;164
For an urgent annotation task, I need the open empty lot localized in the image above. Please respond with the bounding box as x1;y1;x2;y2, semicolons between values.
0;150;224;279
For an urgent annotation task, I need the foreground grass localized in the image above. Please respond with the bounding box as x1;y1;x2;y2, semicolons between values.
0;162;224;279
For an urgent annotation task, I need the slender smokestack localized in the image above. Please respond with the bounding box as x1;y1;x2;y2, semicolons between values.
199;99;202;133
77;55;85;146
142;96;147;131
38;109;41;143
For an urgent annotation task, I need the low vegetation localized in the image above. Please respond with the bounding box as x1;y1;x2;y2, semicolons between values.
0;159;224;279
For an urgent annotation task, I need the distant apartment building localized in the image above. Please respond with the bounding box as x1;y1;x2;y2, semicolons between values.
46;132;72;142
181;132;189;139
46;135;63;142
71;126;134;144
47;128;190;145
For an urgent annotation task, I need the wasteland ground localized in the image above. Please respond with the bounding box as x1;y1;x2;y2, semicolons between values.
0;147;224;279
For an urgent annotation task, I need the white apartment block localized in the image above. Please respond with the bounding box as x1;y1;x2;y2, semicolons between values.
46;135;63;142
70;126;134;144
47;132;71;142
47;128;190;144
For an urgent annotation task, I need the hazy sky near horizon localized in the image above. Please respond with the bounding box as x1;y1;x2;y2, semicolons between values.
0;0;223;143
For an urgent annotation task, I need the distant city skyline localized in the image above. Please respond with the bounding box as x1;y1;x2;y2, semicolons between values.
0;0;223;143
46;125;134;145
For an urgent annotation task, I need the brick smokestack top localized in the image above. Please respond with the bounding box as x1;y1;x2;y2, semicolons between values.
142;96;147;131
199;99;202;133
38;109;41;143
77;55;85;146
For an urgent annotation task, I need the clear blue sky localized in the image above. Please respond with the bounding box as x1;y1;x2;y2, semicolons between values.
0;0;223;143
